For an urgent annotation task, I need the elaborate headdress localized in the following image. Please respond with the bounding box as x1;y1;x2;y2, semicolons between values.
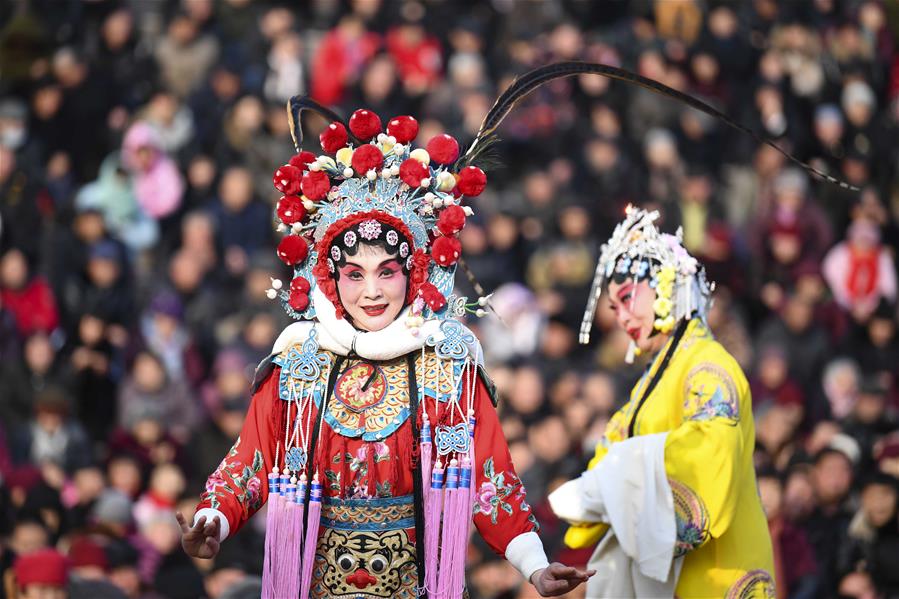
579;206;713;360
266;98;484;329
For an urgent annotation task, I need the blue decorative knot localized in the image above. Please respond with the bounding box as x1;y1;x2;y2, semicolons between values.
435;423;470;456
428;319;475;361
285;447;307;472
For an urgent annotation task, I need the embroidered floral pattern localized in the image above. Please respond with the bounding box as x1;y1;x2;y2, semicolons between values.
725;569;776;599
683;362;739;423
474;457;535;527
202;437;264;519
670;478;710;557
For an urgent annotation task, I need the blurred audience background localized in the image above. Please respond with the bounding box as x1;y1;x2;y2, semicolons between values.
1;1;898;598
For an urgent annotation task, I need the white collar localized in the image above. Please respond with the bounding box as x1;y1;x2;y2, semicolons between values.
272;287;446;360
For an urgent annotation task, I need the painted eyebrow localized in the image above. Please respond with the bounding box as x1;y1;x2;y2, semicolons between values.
341;259;401;270
616;283;635;299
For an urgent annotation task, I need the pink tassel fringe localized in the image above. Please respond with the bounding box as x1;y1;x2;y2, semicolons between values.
299;474;323;599
425;459;443;593
261;472;282;599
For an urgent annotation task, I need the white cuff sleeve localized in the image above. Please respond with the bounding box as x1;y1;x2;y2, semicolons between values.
192;508;230;542
548;477;608;525
505;531;550;582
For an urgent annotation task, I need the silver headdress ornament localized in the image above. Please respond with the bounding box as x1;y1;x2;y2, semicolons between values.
579;205;714;356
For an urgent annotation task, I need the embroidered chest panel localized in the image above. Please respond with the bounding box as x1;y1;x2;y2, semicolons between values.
274;331;463;441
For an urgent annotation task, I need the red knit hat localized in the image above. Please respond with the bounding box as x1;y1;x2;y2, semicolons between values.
68;537;109;572
14;548;69;588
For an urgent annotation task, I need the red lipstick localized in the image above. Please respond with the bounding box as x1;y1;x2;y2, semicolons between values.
362;304;387;316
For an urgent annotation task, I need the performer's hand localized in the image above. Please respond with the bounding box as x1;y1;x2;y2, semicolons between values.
175;511;221;559
529;562;595;596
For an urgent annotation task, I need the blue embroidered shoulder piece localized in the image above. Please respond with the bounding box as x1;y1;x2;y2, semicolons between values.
274;327;331;401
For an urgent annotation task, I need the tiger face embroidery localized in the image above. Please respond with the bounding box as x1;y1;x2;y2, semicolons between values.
312;528;417;598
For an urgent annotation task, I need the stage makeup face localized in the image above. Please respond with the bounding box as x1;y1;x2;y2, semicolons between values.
607;278;668;354
336;244;407;332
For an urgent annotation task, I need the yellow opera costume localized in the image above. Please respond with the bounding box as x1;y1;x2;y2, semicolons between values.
550;206;775;598
564;318;774;597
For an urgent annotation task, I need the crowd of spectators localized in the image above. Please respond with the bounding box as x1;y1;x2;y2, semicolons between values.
1;0;898;598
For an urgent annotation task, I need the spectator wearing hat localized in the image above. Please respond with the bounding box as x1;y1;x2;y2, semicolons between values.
0;143;50;262
115;350;197;446
11;548;68;599
193;350;250;476
842;377;898;469
0;332;62;432
137;292;205;390
205;166;271;279
750;168;833;311
757;469;819;599
103;540;142;599
75;152;159;255
63;311;120;444
874;434;899;480
841;473;899;595
9;386;92;475
121;122;184;222
80;240;134;331
806;444;858;595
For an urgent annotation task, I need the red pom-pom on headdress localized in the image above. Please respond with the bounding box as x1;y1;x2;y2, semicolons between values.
273;164;302;195
277;235;309;266
436;205;466;236
351;144;384;174
457;166;487;197
288;289;310;312
320;122;348;153
431;236;461;267
290;276;311;294
399;159;429;187
349;109;382;141
277;196;307;225
289;151;317;170
419;282;447;312
301;170;331;201
426;134;460;165
387;116;419;143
